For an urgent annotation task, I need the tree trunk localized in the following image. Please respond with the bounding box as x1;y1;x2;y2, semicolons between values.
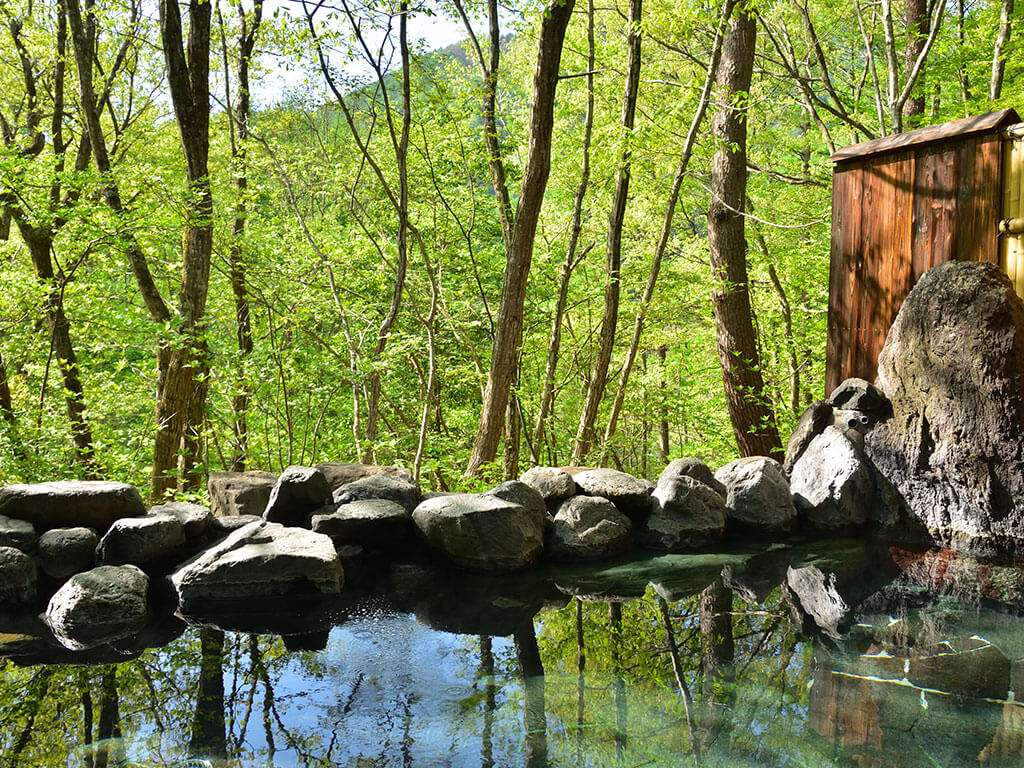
152;0;214;498
903;0;928;125
572;0;642;464
990;0;1014;101
466;0;576;476
707;7;783;460
188;628;227;760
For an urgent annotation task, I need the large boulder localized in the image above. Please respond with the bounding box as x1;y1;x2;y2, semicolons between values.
546;496;632;562
641;475;727;551
170;520;343;604
262;466;332;527
0;514;35;552
411;493;544;572
311;499;413;550
0;546;36;608
316;462;413;491
573;468;654;521
715;456;796;532
37;527;99;580
485;481;547;521
866;261;1024;551
790;425;875;529
333;473;422;513
0;481;144;531
208;471;277;517
149;501;213;542
519;467;576;507
96;514;186;568
43;565;150;650
658;458;726;499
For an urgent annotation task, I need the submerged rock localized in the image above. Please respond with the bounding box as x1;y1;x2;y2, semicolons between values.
573;468;654;521
44;565;150;650
170;520;343;605
0;481;144;531
262;466;332;528
867;261;1024;552
37;527;98;580
546;496;632;562
715;456;796;532
411;493;544;572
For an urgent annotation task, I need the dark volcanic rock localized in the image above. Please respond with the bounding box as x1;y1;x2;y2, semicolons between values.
316;462;413;491
546;496;632;562
0;546;36;608
333;473;422;513
37;527;99;580
311;499;412;550
866;261;1024;552
149;501;213;541
485;481;547;521
263;466;332;527
0;514;34;553
411;493;544;572
44;565;150;650
96;514;186;568
0;481;144;531
208;471;277;517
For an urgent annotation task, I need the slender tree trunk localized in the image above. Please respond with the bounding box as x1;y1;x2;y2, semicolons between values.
466;0;576;476
657;345;669;463
573;0;642;464
707;7;783;460
957;0;971;106
903;0;928;125
990;0;1015;101
0;348;14;427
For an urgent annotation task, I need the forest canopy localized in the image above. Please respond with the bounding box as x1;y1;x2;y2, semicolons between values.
0;0;1018;498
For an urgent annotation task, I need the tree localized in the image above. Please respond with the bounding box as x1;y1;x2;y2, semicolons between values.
466;0;577;477
707;4;782;459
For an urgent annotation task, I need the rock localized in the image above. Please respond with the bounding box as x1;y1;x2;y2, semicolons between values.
262;465;332;527
208;471;278;517
866;261;1024;551
828;377;893;420
657;458;727;499
519;467;576;506
43;565;150;650
0;481;145;531
0;546;36;608
546;496;632;562
37;527;98;580
714;456;796;532
211;514;263;534
790;425;875;529
0;514;34;552
149;502;213;541
333;473;421;513
573;468;654;521
641;476;727;551
311;499;412;549
485;481;547;521
96;514;186;568
785;564;849;639
316;462;413;491
784;400;836;475
411;493;544;572
170;520;343;604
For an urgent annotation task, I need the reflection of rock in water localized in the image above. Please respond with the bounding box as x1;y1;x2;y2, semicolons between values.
980;701;1024;766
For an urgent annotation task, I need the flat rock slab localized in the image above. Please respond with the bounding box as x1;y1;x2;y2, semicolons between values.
311;499;412;549
170;520;343;604
573;468;654;521
0;481;145;531
412;493;544;572
44;565;150;651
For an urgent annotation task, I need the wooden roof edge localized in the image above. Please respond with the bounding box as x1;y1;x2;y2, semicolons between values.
829;108;1022;163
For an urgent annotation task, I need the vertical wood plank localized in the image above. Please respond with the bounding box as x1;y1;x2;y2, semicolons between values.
928;146;958;270
955;137;978;261
977;135;1003;265
827;165;861;394
885;153;914;359
911;149;934;284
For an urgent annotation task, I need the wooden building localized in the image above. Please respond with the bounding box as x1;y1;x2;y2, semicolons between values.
826;108;1023;393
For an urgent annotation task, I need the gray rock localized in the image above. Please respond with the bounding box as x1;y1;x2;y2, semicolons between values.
311;499;412;549
149;501;212;541
43;565;150;650
333;473;421;513
485;481;547;520
546;496;632;562
866;261;1024;551
573;468;654;520
412;493;545;572
0;481;145;531
828;377;893;420
784;400;835;475
0;514;34;552
714;456;796;532
657;458;726;499
96;514;186;568
785;565;849;639
211;514;263;534
208;470;277;517
0;546;36;607
170;520;343;603
791;425;874;529
263;465;332;527
37;527;98;580
316;462;414;491
641;476;727;551
519;467;576;504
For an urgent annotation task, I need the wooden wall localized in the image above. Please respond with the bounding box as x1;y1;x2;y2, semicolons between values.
826;133;1003;393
